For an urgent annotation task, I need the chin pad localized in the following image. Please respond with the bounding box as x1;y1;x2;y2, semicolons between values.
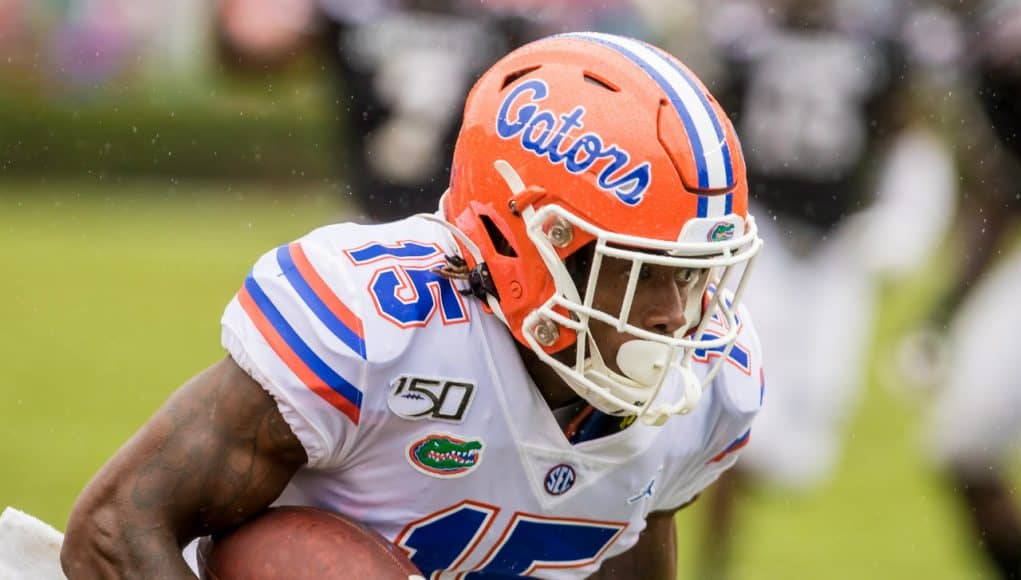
615;339;670;386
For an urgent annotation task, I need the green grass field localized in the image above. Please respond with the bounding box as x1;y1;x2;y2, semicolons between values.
0;179;997;578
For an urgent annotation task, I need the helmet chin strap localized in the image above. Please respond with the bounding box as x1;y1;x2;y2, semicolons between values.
642;365;702;426
613;339;671;386
550;334;705;425
568;289;706;424
553;335;671;413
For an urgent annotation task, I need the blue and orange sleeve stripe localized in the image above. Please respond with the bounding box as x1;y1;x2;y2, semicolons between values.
276;242;366;359
709;429;751;464
759;367;765;407
238;273;363;425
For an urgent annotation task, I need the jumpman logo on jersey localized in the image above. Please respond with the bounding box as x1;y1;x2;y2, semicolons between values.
627;473;658;504
627;478;655;504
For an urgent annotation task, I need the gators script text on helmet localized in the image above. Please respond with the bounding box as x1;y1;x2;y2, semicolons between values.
442;32;762;425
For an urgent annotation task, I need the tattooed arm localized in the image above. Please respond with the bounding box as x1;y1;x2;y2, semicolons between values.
61;356;307;579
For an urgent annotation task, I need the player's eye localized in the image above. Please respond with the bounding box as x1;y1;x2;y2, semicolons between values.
675;268;698;285
637;264;652;280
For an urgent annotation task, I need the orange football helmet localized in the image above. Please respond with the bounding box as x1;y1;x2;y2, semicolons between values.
441;32;761;424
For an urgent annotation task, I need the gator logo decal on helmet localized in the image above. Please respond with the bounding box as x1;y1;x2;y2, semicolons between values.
407;434;484;478
496;78;652;206
707;221;736;242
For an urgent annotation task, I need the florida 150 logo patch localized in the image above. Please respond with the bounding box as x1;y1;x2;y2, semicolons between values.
388;375;475;423
407;434;484;478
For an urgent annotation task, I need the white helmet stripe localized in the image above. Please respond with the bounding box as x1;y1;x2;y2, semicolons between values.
564;32;733;190
706;193;728;218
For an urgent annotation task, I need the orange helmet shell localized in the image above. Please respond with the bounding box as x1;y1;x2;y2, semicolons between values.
444;33;748;351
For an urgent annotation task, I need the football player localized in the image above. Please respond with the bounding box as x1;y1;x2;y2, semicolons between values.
690;0;958;576
60;33;764;579
216;0;644;223
922;1;1021;576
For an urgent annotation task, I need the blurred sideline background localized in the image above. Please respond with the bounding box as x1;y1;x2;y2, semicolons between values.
1;0;1017;578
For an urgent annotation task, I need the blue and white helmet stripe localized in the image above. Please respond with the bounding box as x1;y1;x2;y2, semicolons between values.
697;192;734;218
563;32;735;217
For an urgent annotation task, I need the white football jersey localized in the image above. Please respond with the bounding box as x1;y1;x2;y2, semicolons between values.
220;215;764;578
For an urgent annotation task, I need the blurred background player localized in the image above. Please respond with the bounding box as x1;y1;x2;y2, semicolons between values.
684;0;958;577
214;0;645;222
913;1;1021;577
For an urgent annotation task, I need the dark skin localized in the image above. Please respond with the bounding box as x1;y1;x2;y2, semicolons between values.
61;256;706;579
590;509;680;580
529;255;710;408
61;358;307;579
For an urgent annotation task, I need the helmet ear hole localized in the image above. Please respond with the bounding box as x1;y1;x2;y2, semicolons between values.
582;72;620;92
480;214;518;257
501;65;542;90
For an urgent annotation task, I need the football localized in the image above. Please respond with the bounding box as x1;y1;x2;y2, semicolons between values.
197;506;423;580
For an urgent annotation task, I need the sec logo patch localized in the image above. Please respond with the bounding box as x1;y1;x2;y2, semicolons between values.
544;464;576;496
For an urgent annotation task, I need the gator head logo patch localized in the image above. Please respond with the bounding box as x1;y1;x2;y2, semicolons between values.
707;221;735;242
407;434;484;478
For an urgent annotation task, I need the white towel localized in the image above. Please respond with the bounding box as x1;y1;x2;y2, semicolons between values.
0;507;66;580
